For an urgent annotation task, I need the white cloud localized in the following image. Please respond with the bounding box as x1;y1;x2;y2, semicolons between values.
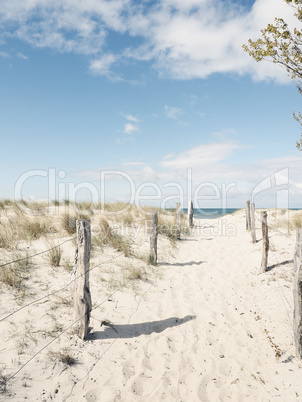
89;54;123;81
125;114;140;122
164;105;184;119
160;142;241;169
123;123;139;134
0;0;299;82
16;52;28;60
73;139;302;206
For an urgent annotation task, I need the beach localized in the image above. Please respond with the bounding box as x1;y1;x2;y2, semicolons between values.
0;205;302;401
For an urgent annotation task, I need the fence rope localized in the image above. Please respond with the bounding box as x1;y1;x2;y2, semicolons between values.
0;237;75;269
5;277;147;386
0;248;128;323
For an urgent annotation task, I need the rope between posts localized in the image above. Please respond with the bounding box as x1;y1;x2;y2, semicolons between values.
0;237;75;269
0;249;126;323
5;287;122;384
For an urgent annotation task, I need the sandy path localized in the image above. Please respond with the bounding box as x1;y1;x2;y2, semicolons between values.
62;212;302;402
4;211;302;401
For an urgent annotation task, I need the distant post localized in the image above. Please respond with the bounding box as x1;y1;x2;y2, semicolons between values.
293;228;302;358
74;220;92;340
246;200;251;230
261;211;269;273
150;212;158;265
250;202;256;243
176;202;182;240
188;200;194;228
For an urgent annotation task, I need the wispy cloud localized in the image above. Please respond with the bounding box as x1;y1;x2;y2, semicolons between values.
16;52;28;60
0;0;296;83
116;114;140;143
0;50;10;58
125;114;140;122
124;123;139;134
89;53;123;81
160;142;241;170
164;105;184;119
73;137;302;206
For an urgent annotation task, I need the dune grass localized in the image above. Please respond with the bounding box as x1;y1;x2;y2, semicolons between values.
92;218;131;256
268;211;302;234
0;253;31;290
61;212;92;235
47;241;62;267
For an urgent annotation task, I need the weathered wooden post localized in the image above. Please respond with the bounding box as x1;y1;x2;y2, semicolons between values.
246;200;251;230
293;228;302;358
261;211;269;272
150;212;158;265
188;200;194;228
74;220;92;340
176;202;182;240
250;202;256;243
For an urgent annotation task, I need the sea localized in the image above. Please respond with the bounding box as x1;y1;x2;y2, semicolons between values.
182;208;302;219
182;208;239;219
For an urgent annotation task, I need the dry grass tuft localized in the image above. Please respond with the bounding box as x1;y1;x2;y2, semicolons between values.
47;241;62;267
125;265;149;281
48;348;77;366
269;211;302;234
93;218;131;256
0;367;8;394
0;253;31;290
61;212;90;235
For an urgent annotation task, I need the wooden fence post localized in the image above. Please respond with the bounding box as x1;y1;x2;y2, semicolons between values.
150;212;158;265
261;211;269;272
176;202;182;240
250;202;256;244
74;220;92;340
246;200;251;230
293;228;302;358
188;201;194;228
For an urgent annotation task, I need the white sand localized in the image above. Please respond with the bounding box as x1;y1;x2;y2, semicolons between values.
1;209;302;401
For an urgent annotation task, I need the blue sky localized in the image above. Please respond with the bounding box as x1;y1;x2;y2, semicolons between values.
0;0;302;208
